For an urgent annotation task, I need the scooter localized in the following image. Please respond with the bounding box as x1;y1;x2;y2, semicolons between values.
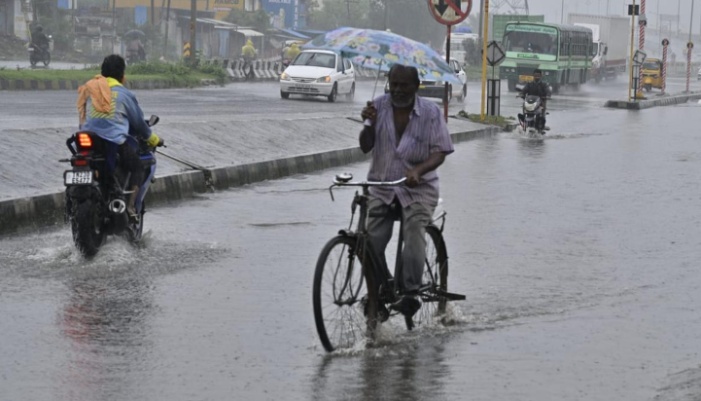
61;115;163;257
28;38;51;67
517;95;549;136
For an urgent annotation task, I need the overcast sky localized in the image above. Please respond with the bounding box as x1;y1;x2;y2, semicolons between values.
483;0;701;35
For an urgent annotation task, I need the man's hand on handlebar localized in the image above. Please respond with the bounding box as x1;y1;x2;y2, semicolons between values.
405;169;421;188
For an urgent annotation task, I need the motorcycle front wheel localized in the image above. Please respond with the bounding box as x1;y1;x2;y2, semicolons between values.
43;52;50;67
71;199;105;257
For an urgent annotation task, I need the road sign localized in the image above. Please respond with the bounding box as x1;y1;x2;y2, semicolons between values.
633;49;646;65
427;0;472;26
687;41;694;50
628;4;639;15
486;41;505;67
662;38;669;46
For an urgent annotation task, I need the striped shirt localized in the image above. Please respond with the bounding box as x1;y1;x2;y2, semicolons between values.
367;94;454;208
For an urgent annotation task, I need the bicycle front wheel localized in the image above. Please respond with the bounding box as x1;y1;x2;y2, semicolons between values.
414;224;449;327
313;235;367;352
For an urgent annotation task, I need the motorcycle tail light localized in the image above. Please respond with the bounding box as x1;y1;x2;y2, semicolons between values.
77;132;93;149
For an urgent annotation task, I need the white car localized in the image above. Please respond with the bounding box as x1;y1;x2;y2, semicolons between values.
279;50;356;102
384;59;467;103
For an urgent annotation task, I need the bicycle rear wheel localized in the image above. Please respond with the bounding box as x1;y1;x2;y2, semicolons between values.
414;224;449;327
313;235;367;352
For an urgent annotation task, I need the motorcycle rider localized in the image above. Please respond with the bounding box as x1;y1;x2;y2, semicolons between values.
519;68;550;131
30;25;50;57
76;54;163;220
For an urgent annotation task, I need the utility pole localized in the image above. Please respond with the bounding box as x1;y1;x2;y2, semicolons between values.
190;0;196;65
560;0;564;24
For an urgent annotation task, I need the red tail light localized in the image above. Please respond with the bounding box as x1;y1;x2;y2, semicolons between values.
77;133;93;149
72;158;88;167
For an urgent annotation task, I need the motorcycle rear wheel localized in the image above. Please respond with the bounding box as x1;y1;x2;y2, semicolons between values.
43;52;50;67
71;199;105;257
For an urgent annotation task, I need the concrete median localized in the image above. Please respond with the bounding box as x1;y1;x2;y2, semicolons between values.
0;118;498;235
605;91;701;110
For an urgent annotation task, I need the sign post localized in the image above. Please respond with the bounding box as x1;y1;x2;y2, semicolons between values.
661;38;669;95
686;41;694;93
480;0;489;121
485;41;505;120
427;0;472;121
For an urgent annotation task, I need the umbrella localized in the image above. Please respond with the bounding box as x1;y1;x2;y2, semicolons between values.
124;29;146;40
303;27;461;86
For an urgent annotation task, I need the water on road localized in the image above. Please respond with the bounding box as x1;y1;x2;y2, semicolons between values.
1;81;701;400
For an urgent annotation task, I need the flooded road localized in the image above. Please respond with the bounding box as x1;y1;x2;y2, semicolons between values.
0;94;701;401
2;87;701;399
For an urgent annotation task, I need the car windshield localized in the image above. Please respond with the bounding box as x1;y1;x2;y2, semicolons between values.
643;61;660;70
292;52;336;68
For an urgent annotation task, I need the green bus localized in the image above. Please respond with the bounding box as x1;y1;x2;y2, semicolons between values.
499;22;593;93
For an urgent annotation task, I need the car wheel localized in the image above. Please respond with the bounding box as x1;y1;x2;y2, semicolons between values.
281;91;290;99
442;85;452;105
327;84;337;103
458;84;466;101
346;83;355;101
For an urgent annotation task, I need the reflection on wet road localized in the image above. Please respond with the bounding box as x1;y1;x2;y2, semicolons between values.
2;83;701;400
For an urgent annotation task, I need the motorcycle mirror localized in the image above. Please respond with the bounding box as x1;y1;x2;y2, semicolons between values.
148;115;159;126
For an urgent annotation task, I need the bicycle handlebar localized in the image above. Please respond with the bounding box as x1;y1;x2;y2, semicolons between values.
332;177;407;187
328;175;406;201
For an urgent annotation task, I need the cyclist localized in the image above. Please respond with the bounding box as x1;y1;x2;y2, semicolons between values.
359;64;454;319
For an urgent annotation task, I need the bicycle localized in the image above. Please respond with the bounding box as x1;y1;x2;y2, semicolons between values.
312;173;466;352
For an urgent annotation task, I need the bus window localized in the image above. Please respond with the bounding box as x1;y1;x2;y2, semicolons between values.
503;30;557;55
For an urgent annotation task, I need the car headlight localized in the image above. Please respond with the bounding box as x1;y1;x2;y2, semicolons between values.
280;72;289;80
316;76;331;83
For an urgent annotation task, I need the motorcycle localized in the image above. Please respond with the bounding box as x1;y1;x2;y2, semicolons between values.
61;115;162;257
517;94;548;136
28;39;51;67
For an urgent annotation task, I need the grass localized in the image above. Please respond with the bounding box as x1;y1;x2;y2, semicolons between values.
457;110;515;129
0;60;227;87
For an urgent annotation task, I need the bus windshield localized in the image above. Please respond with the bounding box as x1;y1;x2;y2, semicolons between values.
503;27;558;55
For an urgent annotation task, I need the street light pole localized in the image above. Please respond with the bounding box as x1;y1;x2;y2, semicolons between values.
561;0;564;24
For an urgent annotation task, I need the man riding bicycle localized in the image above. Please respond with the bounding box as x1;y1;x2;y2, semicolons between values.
359;64;454;319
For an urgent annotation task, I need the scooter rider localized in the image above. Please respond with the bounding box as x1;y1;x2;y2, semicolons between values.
31;25;50;53
76;54;163;220
519;68;550;130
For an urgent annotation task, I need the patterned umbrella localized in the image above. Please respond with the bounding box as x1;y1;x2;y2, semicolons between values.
303;27;461;85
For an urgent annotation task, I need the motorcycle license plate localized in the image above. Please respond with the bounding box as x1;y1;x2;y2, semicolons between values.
519;75;534;82
64;170;93;185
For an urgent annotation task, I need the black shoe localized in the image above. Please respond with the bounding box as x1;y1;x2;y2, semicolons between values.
389;295;421;318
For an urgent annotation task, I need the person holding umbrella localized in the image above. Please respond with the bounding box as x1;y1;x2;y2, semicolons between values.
359;64;454;319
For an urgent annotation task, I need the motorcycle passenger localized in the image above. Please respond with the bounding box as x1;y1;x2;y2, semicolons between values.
519;68;550;130
76;54;162;220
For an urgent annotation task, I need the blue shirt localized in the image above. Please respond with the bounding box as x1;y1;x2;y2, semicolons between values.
367;94;454;208
81;80;152;145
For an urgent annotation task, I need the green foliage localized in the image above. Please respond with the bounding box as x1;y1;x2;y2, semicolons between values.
225;9;271;32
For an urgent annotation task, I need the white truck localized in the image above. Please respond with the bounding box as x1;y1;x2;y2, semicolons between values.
568;14;630;82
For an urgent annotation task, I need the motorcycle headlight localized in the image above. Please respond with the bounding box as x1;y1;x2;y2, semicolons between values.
280;72;289;80
316;76;331;83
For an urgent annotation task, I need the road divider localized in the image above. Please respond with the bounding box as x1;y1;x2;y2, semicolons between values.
0;119;498;235
605;91;701;110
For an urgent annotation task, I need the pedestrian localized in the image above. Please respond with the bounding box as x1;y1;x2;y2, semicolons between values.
358;64;454;319
241;39;257;80
284;42;301;63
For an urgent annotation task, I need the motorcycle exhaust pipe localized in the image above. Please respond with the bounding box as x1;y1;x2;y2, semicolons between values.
108;199;127;214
